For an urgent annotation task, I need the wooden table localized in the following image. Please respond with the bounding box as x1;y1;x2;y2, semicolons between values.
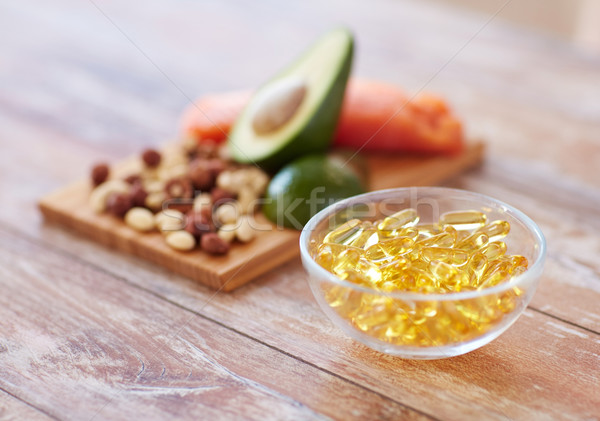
1;1;599;419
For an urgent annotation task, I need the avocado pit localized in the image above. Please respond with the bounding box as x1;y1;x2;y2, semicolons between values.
251;77;307;135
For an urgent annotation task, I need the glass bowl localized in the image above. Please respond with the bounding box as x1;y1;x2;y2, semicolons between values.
300;187;546;359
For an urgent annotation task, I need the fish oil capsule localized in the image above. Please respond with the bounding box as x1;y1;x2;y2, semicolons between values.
476;220;510;241
457;232;489;251
315;245;335;272
356;258;382;284
346;224;378;249
396;227;420;240
465;252;488;286
379;236;415;256
316;243;359;259
416;230;457;248
377;208;419;232
507;255;528;276
480;241;507;260
379;257;410;277
414;223;442;241
332;247;363;275
478;265;511;289
440;210;487;231
338;268;370;286
421;247;469;266
323;219;362;244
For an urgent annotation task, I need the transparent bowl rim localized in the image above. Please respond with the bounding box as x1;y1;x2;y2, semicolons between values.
299;187;547;301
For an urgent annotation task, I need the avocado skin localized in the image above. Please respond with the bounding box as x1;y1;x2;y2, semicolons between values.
263;153;366;229
231;29;354;173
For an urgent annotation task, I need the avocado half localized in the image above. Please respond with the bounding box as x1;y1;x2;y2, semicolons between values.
228;28;354;171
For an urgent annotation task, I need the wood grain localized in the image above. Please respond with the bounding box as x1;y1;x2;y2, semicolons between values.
0;391;52;421
0;227;428;420
38;143;483;291
1;0;599;419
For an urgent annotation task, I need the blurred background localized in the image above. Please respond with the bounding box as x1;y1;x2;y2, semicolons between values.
428;0;600;52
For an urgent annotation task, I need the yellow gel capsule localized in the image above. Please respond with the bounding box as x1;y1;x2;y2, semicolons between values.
377;208;419;232
457;232;489;251
415;223;442;239
332;248;363;275
421;247;469;266
478;266;511;289
397;227;420;240
507;255;529;276
480;241;507;260
315;248;334;272
440;210;487;231
323;219;362;244
379;236;415;256
356;258;382;284
364;243;393;263
416;230;457;248
346;227;378;249
465;252;488;286
379;258;410;283
476;220;510;241
338;268;371;286
316;243;360;258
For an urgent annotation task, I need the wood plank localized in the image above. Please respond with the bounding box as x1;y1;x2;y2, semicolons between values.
0;227;429;421
38;143;483;291
20;232;598;420
0;390;53;421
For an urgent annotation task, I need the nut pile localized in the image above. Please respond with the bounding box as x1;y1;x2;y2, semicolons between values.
89;140;269;255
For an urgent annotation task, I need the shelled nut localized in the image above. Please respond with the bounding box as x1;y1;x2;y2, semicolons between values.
165;230;196;251
125;207;155;232
236;215;256;243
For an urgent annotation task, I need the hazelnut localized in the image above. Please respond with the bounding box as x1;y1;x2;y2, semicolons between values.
165;177;193;199
124;174;142;185
211;187;236;207
142;148;161;168
91;163;109;186
201;233;230;255
130;183;148;207
188;159;215;191
184;210;214;238
106;192;133;218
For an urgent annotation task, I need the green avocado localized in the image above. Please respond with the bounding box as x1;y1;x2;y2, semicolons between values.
263;154;366;229
228;28;354;171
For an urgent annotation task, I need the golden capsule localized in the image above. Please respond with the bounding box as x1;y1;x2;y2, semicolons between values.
476;220;510;241
379;258;410;283
478;262;511;289
421;247;469;266
465;252;488;286
323;219;362;244
416;230;457;248
315;247;334;272
457;232;489;251
480;241;507;260
337;268;370;286
364;243;392;263
356;258;382;284
507;255;529;276
440;210;487;231
332;248;363;275
377;208;419;232
316;243;359;260
414;224;442;241
346;225;378;249
379;236;415;255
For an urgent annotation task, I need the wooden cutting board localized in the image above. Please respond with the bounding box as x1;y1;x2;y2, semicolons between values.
39;142;484;291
